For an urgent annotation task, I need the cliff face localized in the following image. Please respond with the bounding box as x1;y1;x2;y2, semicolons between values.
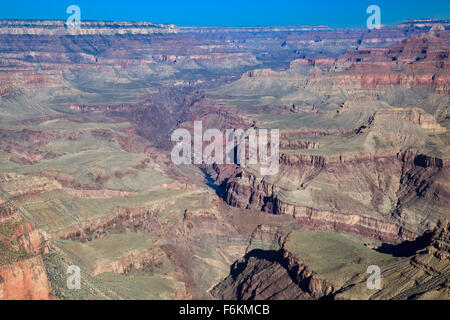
0;20;179;35
211;224;332;300
219;148;448;241
211;229;348;300
426;219;450;261
306;33;450;93
211;249;332;300
90;249;163;276
0;205;51;300
335;220;450;300
0;256;51;300
212;221;450;300
360;108;445;133
48;202;168;241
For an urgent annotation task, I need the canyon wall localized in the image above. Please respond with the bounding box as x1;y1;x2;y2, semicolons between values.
0;205;51;300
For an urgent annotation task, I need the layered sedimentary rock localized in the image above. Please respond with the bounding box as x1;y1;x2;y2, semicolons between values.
0;20;179;35
0;256;51;300
212;221;450;300
0;206;51;300
211;248;334;300
335;220;450;300
360;107;445;133
219;146;448;240
305;32;450;93
208;30;449;252
0;18;448;300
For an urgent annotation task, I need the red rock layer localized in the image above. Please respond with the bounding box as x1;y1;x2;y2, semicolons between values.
0;208;51;300
309;33;450;92
0;256;51;300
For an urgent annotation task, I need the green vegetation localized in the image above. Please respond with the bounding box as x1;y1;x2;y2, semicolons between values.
44;249;183;300
285;230;398;287
17;188;190;232
95;271;185;300
54;233;156;273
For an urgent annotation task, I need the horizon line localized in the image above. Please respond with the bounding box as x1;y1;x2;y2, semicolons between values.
0;17;449;29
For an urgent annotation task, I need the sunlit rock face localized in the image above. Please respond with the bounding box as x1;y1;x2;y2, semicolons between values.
0;205;51;300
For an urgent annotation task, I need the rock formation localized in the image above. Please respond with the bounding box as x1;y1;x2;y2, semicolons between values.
0;205;51;299
0;18;448;300
212;220;449;300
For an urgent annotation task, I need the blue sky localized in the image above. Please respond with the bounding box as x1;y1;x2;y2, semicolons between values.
0;0;449;27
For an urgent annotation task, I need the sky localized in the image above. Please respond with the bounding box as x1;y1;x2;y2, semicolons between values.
0;0;449;27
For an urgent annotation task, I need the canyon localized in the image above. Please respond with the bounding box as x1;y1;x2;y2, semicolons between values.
0;19;448;300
